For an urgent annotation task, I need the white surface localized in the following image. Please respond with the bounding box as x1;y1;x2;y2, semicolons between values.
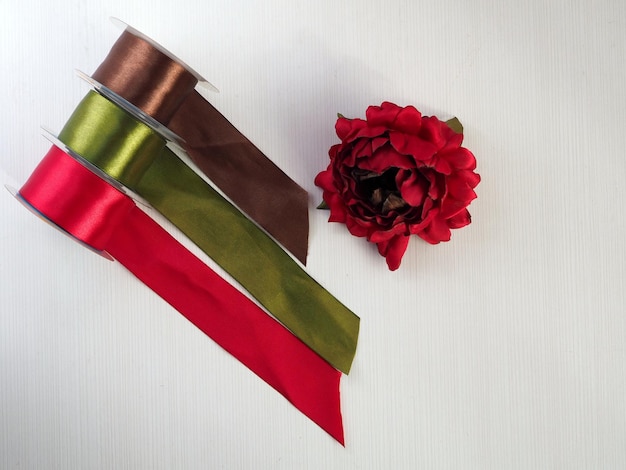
1;1;625;468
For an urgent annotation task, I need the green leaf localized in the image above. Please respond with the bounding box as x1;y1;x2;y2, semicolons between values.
337;113;345;119
317;201;329;210
445;117;463;134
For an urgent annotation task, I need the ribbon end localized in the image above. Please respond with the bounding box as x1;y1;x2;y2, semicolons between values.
334;428;346;447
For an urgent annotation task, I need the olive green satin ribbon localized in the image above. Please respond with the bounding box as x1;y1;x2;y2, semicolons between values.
58;90;359;374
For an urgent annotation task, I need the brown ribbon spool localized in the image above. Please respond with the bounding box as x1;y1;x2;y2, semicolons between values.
91;28;310;264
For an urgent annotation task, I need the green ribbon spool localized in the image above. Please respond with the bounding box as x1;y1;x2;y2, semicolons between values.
58;90;359;374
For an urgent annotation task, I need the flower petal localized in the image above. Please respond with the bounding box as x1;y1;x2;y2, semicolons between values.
447;209;472;229
419;116;447;149
377;234;410;271
369;223;406;243
326;193;348;223
314;168;335;191
366;102;402;127
329;143;341;159
371;136;388;153
439;147;477;170
336;117;386;142
419;216;451;244
335;117;359;141
439;198;469;219
352;124;388;140
447;176;478;202
393;106;422;134
421;197;435;219
389;131;438;162
456;169;481;188
349;138;372;164
360;144;415;172
345;214;370;237
407;215;432;235
433;157;453;175
397;169;428;207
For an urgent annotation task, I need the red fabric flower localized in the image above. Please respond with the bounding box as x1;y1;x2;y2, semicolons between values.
314;102;480;271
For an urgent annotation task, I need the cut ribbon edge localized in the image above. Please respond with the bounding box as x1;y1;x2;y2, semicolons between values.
17;145;345;444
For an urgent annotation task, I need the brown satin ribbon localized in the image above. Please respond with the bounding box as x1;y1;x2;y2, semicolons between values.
91;30;309;264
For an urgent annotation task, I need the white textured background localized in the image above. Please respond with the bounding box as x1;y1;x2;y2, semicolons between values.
1;1;625;469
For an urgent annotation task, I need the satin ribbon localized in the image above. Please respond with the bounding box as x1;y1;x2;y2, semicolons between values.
58;90;360;375
18;145;345;444
91;28;310;265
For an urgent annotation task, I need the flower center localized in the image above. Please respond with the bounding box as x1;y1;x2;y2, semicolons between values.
352;167;408;213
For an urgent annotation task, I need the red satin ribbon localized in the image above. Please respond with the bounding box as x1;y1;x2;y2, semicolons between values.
19;146;344;444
